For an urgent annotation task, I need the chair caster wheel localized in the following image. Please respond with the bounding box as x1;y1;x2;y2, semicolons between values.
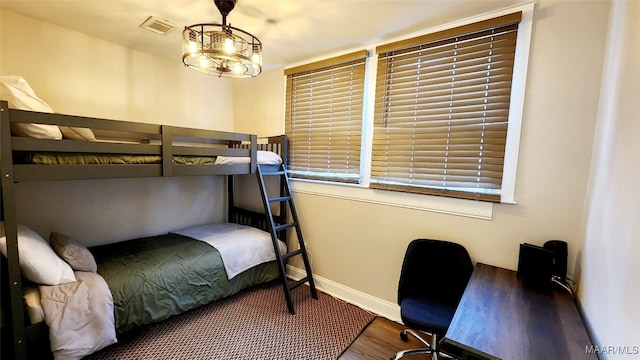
400;331;409;342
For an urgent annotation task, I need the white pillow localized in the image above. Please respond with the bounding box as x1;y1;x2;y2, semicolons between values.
214;150;283;165
59;126;97;141
0;75;63;140
0;223;76;285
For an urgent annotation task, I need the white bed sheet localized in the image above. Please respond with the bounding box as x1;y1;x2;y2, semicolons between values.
172;223;286;279
214;150;282;165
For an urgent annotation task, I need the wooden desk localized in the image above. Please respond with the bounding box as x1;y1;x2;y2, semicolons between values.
443;263;596;360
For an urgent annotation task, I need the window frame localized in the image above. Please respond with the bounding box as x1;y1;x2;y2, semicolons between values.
285;4;534;218
284;50;368;184
370;13;522;203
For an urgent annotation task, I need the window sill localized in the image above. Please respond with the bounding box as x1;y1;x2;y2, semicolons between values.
290;179;494;220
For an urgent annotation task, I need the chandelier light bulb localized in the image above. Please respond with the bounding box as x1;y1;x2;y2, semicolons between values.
199;56;209;68
252;52;261;64
188;41;198;53
224;37;235;54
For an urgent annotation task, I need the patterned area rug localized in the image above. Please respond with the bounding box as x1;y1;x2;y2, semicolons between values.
86;281;375;360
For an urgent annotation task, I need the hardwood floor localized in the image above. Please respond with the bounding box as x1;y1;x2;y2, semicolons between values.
338;317;432;360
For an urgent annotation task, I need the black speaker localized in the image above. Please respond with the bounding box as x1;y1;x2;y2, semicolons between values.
544;240;568;281
517;243;554;288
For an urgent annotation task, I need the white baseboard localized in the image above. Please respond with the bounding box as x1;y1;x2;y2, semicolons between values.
286;265;401;323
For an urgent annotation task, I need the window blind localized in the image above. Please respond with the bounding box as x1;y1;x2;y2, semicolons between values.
371;12;522;202
285;51;367;183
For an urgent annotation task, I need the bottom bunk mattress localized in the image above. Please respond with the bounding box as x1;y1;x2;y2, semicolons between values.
90;232;280;334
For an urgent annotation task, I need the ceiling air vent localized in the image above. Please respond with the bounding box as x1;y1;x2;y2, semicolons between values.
139;16;176;35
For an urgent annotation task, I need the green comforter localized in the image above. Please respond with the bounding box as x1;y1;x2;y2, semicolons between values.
90;233;279;334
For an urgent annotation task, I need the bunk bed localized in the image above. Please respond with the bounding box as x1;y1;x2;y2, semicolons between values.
0;99;291;360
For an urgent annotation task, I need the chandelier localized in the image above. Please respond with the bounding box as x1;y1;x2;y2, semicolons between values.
182;0;262;78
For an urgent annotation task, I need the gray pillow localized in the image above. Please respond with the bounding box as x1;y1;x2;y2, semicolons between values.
49;232;97;272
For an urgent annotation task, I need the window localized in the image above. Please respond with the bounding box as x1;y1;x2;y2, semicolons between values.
285;51;368;183
285;8;531;208
371;13;522;202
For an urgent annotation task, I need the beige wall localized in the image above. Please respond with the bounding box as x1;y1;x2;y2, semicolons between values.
580;1;640;357
232;0;610;313
233;68;284;137
1;9;234;244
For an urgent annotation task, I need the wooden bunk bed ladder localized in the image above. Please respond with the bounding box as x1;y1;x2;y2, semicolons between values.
256;163;317;314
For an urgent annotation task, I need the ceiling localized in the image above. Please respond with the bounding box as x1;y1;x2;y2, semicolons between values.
1;0;526;70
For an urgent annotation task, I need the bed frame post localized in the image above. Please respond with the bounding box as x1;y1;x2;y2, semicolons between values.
0;101;28;359
161;125;173;177
250;134;257;174
281;135;288;169
280;135;289;242
227;174;234;223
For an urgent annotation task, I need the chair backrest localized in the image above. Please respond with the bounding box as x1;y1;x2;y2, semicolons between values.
398;239;473;305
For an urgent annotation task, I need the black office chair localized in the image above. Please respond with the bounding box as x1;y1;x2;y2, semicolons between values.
391;239;473;360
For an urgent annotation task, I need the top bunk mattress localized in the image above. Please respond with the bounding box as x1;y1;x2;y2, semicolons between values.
21;150;282;166
21;153;213;165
